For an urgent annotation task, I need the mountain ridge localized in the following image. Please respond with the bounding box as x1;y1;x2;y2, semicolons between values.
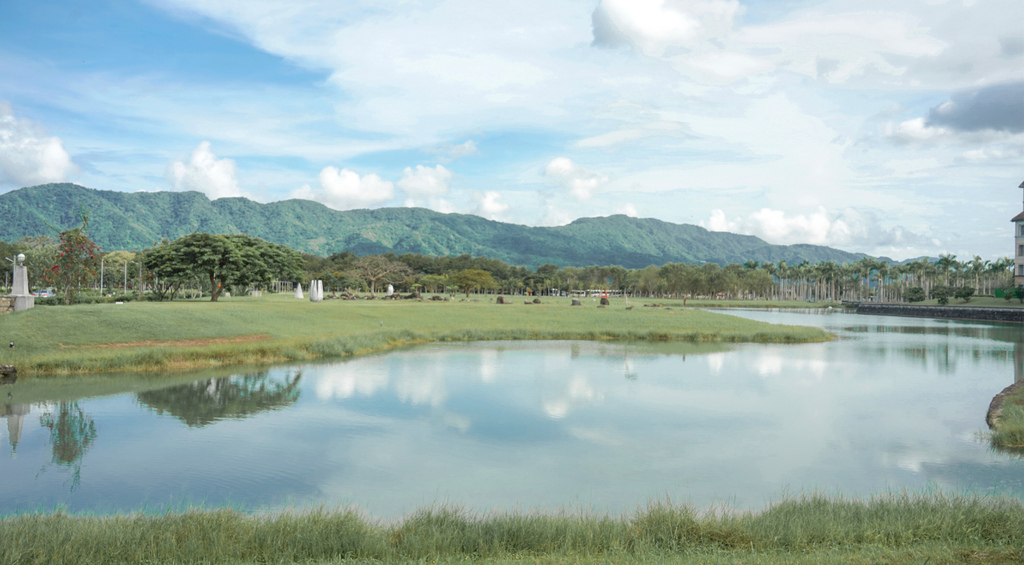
0;183;867;268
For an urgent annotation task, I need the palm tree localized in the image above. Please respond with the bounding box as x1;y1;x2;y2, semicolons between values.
936;254;957;286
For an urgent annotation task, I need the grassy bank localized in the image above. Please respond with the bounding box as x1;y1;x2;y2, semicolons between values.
0;294;831;376
2;493;1021;565
991;384;1024;451
650;298;841;309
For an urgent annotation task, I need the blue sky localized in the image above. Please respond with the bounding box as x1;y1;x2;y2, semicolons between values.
1;0;1021;260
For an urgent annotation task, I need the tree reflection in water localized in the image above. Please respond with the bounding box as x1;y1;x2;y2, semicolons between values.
39;402;97;490
137;371;302;427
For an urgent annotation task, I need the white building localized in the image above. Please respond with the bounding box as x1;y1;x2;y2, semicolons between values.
1014;181;1024;287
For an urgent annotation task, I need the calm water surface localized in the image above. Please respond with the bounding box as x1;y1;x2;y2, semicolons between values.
1;309;1022;517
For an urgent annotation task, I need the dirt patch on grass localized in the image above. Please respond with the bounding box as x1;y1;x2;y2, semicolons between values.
95;334;270;349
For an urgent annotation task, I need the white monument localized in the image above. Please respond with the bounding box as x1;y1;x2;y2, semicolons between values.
310;280;323;303
6;254;34;312
295;283;304;299
386;284;394;297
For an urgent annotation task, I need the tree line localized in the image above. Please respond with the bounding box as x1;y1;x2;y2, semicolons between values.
1;229;1015;304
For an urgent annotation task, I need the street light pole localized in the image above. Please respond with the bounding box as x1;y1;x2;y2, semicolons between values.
3;257;13;294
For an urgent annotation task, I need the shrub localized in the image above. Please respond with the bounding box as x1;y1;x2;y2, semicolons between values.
954;286;975;303
905;286;926;303
931;285;953;305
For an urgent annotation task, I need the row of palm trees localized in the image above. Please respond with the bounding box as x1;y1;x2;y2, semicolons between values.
746;255;1015;303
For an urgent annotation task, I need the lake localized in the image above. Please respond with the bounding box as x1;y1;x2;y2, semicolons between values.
1;308;1022;517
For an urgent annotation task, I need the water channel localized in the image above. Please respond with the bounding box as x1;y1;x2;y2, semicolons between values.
1;309;1022;517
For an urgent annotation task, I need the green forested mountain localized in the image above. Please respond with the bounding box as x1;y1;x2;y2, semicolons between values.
0;183;866;268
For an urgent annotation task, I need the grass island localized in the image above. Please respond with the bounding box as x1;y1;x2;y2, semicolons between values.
0;294;832;377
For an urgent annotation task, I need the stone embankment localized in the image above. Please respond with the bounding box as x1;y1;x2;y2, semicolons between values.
856;303;1024;323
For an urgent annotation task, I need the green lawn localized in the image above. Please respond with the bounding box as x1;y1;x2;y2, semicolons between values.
0;294;832;376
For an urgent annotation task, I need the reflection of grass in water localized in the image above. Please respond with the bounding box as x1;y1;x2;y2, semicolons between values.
1;492;1021;564
0;295;831;376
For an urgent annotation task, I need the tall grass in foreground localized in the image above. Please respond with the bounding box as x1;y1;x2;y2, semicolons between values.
2;493;1022;564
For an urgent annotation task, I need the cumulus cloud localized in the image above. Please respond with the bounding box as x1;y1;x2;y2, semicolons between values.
398;164;452;198
884;117;949;143
702;207;934;252
293;166;394;210
926;82;1024;133
168;141;245;199
615;202;639;217
0;102;75;187
544;157;609;201
474;190;509;220
539;204;574;227
397;164;456;212
592;0;740;56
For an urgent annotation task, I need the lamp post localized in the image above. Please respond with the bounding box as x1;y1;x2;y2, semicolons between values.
3;256;13;294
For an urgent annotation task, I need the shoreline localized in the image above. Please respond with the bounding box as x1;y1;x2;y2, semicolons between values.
856;303;1024;323
0;297;833;377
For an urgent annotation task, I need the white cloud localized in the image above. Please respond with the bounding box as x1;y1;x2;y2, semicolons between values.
0;102;75;187
884;117;949;143
960;147;1023;163
474;190;509;220
575;120;685;148
734;12;946;84
168;141;245;199
397;165;455;213
592;0;741;56
447;140;478;159
293;166;394;210
615;202;639;217
398;164;452;198
702;206;934;254
539;204;574;227
679;50;773;82
544;157;609;201
426;140;479;162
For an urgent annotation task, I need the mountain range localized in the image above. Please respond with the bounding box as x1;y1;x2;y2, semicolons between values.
0;184;867;268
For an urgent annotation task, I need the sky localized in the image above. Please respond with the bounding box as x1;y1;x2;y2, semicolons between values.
0;0;1022;260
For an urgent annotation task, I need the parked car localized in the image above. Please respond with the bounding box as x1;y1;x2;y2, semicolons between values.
32;289;55;297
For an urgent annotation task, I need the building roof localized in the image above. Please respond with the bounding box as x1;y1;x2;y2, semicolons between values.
1013;211;1024;222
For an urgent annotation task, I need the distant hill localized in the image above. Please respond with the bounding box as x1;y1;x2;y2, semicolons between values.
0;184;867;268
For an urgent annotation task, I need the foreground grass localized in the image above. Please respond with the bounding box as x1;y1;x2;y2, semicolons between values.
2;493;1022;565
0;294;831;376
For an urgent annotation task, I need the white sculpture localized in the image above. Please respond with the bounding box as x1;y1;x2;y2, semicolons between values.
387;284;394;297
295;283;304;299
310;280;323;303
6;253;34;312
